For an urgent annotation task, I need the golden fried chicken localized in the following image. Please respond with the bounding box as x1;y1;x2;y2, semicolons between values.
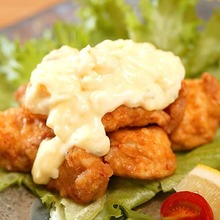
0;105;177;203
0;108;53;172
103;105;170;132
47;147;113;204
0;75;188;204
104;126;176;179
0;107;113;204
163;81;188;133
102;81;187;133
170;73;220;151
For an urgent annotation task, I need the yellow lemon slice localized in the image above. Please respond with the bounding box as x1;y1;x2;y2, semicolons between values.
174;164;220;220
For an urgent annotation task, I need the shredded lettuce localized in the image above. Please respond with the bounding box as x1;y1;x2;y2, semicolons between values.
0;0;220;219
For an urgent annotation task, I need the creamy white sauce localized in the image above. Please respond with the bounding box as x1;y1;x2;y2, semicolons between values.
24;39;185;184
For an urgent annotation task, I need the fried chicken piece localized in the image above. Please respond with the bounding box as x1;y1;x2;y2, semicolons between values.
0;108;53;172
103;82;187;134
0;108;112;204
1;80;186;203
0;107;113;204
104;126;176;179
170;73;220;151
47;147;113;204
102;105;170;132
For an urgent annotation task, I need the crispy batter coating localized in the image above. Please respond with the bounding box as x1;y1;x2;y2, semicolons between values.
104;126;176;180
0;108;53;172
102;82;187;134
170;73;220;150
163;81;188;133
47;147;113;204
103;105;170;132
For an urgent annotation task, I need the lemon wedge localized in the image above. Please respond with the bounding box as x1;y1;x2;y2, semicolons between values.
174;164;220;220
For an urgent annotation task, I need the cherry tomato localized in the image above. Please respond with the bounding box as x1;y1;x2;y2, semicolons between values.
160;191;214;220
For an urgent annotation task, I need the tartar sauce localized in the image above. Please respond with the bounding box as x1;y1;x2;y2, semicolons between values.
24;39;185;184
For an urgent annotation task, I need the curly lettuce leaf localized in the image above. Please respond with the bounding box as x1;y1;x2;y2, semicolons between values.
0;37;21;84
184;10;220;79
0;37;21;108
136;0;200;55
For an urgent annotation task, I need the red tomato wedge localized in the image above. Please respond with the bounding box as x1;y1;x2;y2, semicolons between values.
160;191;214;220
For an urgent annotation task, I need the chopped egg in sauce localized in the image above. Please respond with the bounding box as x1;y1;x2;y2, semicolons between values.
24;39;185;184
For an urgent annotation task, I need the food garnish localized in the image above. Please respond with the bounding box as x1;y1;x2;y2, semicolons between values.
174;164;220;220
160;191;214;220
